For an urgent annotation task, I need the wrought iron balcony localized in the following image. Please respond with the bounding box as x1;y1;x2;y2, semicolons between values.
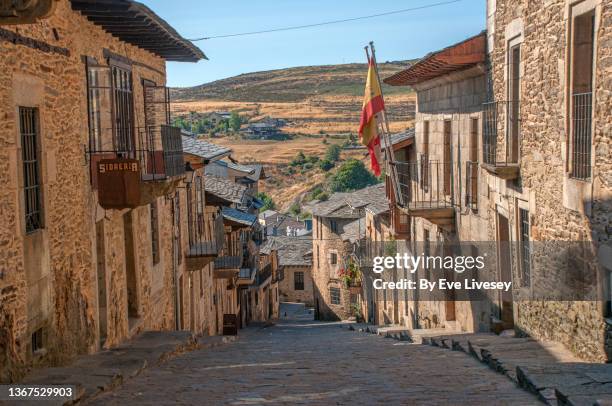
256;263;273;286
213;255;243;279
481;100;521;179
88;125;185;209
395;159;455;229
186;210;225;271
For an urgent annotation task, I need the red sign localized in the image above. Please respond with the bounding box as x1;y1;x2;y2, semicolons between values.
97;158;141;209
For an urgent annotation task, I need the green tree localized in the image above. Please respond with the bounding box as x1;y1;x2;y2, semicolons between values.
318;159;334;171
256;192;276;211
325;144;341;163
229;112;242;132
329;159;379;192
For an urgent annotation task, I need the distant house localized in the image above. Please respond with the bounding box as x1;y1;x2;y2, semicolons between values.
205;160;267;195
241;122;280;139
259;211;308;237
208;111;232;125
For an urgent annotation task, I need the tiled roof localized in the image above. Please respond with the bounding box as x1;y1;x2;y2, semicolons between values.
310;183;389;218
70;0;206;62
222;207;257;227
385;32;486;86
182;135;231;161
214;160;256;174
381;128;415;149
346;184;389;216
260;236;312;267
341;218;366;243
204;175;247;205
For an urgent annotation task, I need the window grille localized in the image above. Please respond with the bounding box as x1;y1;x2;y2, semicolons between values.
294;272;304;291
519;208;531;287
20;107;43;233
330;287;341;305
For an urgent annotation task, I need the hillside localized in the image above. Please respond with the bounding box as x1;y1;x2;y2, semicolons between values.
170;62;416;209
171;62;414;103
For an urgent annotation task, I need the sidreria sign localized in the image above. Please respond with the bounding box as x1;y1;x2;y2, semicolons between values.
97;159;141;210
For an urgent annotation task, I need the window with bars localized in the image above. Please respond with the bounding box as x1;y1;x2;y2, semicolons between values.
570;10;595;180
19;107;43;234
111;65;135;153
420;121;430;192
507;44;521;164
150;201;160;265
294;271;304;291
330;287;341;305
519;208;531;287
443;120;452;195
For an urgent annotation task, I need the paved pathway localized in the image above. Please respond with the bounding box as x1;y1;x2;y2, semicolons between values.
89;305;539;405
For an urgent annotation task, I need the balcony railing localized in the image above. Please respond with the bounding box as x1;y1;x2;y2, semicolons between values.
396;160;454;210
482;101;521;179
187;211;225;259
257;263;272;286
570;92;592;180
214;255;243;270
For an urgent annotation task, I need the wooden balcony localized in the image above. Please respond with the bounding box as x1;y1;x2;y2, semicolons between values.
395;160;455;231
213;255;243;279
91;125;185;209
186;209;225;271
482;101;521;180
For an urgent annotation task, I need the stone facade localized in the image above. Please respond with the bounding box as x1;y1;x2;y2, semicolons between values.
311;215;355;321
0;0;263;383
383;1;611;361
485;0;611;362
278;266;314;306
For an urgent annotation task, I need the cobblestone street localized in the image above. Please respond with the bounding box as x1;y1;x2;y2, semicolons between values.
89;305;539;405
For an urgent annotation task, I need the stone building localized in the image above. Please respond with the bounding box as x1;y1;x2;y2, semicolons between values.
261;235;314;306
483;0;611;361
385;33;494;334
384;0;611;361
310;185;387;321
0;0;204;382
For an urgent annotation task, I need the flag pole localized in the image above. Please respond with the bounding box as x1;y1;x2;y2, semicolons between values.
368;41;404;206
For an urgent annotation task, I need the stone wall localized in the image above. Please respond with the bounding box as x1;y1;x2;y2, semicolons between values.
311;215;354;321
0;0;185;381
278;265;314;306
487;0;611;361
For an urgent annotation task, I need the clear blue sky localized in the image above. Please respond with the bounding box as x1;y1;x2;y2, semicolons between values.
141;0;485;88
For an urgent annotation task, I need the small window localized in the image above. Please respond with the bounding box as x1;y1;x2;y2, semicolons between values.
329;219;338;234
20;107;43;234
330;287;341;305
294;272;304;291
31;328;43;353
519;208;531;287
150;201;160;265
330;252;338;265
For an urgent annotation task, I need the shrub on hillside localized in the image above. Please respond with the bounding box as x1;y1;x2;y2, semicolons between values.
329;159;379;192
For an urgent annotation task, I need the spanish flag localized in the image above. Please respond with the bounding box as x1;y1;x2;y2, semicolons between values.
359;58;384;176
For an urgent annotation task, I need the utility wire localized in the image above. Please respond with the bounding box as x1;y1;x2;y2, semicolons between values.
188;0;463;41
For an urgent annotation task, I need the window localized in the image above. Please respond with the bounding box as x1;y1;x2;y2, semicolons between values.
424;229;431;280
31;328;43;353
329;219;338;234
443;120;452;195
330;252;338;265
519;208;531;287
507;43;521;163
570;9;595;180
420;121;430;192
466;118;479;208
20;107;43;233
110;64;135;153
330;287;341;305
150;201;160;265
316;245;320;268
200;269;204;297
294;272;304;291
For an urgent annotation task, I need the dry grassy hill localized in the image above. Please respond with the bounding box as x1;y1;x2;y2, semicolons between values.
171;62;416;209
